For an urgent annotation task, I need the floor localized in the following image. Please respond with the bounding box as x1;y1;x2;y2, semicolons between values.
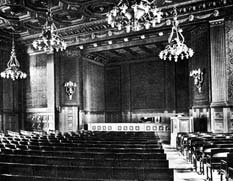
162;144;222;181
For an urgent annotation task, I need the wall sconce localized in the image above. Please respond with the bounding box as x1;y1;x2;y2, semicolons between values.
64;81;77;100
190;68;204;93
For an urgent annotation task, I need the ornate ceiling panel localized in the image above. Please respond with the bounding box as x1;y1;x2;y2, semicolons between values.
0;0;231;55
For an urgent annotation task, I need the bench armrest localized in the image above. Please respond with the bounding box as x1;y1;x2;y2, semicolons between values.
220;159;227;164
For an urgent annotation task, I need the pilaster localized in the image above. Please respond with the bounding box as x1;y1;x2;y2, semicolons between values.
209;19;228;132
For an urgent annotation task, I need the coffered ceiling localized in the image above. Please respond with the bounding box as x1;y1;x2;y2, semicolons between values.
0;0;232;64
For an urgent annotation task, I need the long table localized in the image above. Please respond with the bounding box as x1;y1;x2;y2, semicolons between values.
88;123;170;132
88;123;171;143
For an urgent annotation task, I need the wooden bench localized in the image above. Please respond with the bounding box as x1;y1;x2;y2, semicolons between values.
219;152;233;181
0;153;169;168
0;162;173;180
206;148;233;181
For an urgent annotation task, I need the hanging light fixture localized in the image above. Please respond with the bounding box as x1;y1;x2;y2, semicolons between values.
32;8;67;52
159;8;194;62
0;35;27;81
106;0;163;33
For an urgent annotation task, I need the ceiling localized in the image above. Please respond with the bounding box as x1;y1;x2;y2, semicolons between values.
0;0;232;64
0;0;197;34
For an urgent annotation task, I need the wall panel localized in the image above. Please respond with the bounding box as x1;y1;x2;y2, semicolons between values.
165;61;176;111
26;54;47;108
105;66;121;110
0;44;22;132
105;56;189;123
25;52;55;132
105;66;121;122
176;60;189;112
210;19;226;105
130;61;165;110
190;24;210;107
58;51;81;106
121;64;131;122
83;59;105;124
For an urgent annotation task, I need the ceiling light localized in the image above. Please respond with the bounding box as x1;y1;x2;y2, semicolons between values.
158;32;164;36
79;45;84;49
140;35;145;39
108;40;113;45
123;38;129;42
107;0;163;33
1;35;27;80
93;43;98;47
159;8;194;62
32;9;67;52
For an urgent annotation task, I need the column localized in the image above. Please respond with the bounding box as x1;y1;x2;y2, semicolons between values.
210;19;227;133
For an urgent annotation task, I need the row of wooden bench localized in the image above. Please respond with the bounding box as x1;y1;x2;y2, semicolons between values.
177;132;233;181
0;153;169;168
0;131;173;181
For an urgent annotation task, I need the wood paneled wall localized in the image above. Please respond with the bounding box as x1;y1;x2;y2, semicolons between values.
210;19;226;105
54;50;82;132
208;18;233;133
3;18;233;132
190;24;210;107
105;66;121;122
25;51;55;132
105;57;189;123
56;51;81;106
26;54;47;108
188;24;211;131
0;43;26;132
82;58;105;124
130;61;165;110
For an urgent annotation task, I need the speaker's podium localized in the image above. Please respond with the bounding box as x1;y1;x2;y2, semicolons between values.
170;116;193;147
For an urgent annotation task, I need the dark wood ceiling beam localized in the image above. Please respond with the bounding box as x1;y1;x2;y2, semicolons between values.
109;50;123;57
124;47;138;56
139;45;154;54
85;35;168;53
92;52;108;60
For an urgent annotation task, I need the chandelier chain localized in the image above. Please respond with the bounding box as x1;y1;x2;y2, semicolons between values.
32;4;67;52
0;33;27;81
159;7;194;62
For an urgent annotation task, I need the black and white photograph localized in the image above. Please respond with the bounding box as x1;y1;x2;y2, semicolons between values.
0;0;232;180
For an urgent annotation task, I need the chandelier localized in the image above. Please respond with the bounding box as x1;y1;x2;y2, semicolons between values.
106;0;163;33
32;9;67;52
0;36;27;81
159;8;194;62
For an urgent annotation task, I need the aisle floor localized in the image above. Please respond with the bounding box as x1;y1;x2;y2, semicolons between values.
163;144;222;181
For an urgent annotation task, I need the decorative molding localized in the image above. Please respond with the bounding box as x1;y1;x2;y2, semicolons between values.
15;0;233;45
83;53;107;65
226;19;233;103
83;110;105;114
210;17;227;104
209;18;225;26
60;49;81;57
